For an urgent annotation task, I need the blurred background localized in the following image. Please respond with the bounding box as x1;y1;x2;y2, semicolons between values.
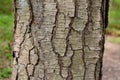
0;0;120;80
0;0;13;80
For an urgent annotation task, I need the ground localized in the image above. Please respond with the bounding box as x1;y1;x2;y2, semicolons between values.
102;36;120;80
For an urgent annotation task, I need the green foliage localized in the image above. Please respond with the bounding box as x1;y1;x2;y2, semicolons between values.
0;14;13;55
0;67;11;80
107;0;120;36
0;15;13;40
0;0;13;79
0;0;12;14
0;14;13;79
109;37;120;44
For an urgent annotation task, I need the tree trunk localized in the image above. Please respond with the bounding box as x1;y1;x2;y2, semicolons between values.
12;0;109;80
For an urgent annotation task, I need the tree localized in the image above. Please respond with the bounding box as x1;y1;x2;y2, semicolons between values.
12;0;109;80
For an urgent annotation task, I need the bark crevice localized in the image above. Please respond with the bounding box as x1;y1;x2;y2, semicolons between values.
12;0;109;80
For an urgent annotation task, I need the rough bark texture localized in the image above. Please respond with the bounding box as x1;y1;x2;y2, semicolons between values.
12;0;109;80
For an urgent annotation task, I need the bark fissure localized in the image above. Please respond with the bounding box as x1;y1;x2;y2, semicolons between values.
12;0;109;80
13;0;17;33
82;0;94;80
28;0;34;33
66;44;75;80
66;16;75;80
50;1;65;79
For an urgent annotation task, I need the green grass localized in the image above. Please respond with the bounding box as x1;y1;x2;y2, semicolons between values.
0;1;13;79
0;15;13;40
0;14;13;53
109;37;120;44
106;0;120;43
106;0;120;36
0;0;12;14
0;14;13;79
0;67;11;80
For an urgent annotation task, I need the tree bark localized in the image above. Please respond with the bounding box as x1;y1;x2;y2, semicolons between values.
12;0;109;80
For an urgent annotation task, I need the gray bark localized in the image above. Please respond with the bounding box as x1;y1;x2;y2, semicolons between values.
12;0;109;80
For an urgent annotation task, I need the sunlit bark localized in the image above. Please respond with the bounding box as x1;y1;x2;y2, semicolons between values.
12;0;109;80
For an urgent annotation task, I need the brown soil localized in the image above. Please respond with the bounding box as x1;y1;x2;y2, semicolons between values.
102;36;120;80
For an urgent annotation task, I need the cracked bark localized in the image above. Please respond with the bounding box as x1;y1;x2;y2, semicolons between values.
12;0;109;80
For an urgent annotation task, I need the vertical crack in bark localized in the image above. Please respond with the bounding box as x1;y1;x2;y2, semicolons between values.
28;0;34;33
16;72;18;80
12;2;18;79
94;61;97;80
38;0;44;29
18;0;34;79
58;55;64;79
64;17;72;57
82;0;92;80
13;0;17;34
15;0;36;79
29;0;46;79
64;12;74;57
51;0;64;79
64;32;69;56
51;0;59;56
66;44;75;80
51;0;67;79
28;0;43;78
66;0;77;79
28;46;35;77
65;17;74;80
66;0;76;78
82;25;87;80
94;59;101;80
19;25;29;51
32;48;40;77
28;46;34;64
14;25;29;80
26;65;30;80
